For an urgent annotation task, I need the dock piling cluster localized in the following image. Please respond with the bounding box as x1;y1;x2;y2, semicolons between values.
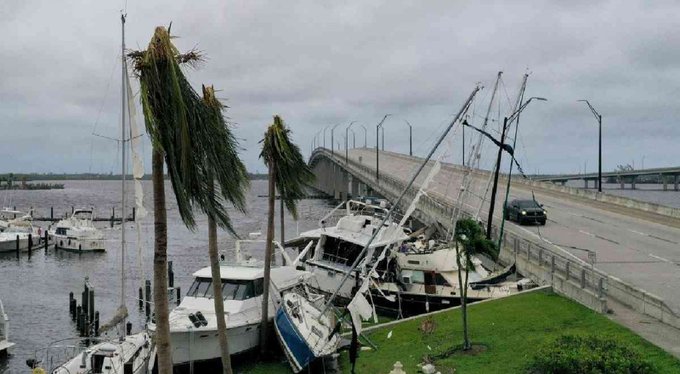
68;279;100;337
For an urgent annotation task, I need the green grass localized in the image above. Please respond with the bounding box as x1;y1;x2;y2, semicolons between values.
240;290;680;373
343;290;680;373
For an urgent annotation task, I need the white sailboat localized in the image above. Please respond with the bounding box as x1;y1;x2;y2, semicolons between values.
30;13;154;374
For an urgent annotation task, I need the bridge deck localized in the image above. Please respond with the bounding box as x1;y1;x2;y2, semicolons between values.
338;148;680;314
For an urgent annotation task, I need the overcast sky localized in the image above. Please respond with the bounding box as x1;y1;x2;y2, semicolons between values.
1;0;678;175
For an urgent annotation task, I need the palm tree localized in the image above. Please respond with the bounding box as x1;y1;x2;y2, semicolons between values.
130;27;249;374
202;85;249;374
453;218;498;350
258;115;314;354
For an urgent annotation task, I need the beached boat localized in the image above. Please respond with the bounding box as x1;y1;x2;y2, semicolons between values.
295;200;410;304
0;298;14;358
275;287;340;373
157;240;311;367
49;209;105;252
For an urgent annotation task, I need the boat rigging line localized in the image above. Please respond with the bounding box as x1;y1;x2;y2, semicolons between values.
319;84;483;317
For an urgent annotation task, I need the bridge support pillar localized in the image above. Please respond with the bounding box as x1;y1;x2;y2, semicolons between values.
631;176;637;190
560;181;566;186
619;176;624;190
675;175;679;191
584;179;589;189
662;174;668;191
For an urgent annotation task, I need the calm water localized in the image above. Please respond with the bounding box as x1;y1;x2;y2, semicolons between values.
0;180;332;373
1;179;677;373
564;182;680;208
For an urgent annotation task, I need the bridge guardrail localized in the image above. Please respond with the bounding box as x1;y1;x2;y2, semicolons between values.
310;149;680;328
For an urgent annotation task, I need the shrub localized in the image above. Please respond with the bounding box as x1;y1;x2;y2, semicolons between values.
527;334;655;374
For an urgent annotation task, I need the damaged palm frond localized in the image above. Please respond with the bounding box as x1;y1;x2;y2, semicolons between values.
128;27;248;232
259;115;315;219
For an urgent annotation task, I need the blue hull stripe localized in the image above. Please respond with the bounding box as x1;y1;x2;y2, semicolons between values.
275;308;316;372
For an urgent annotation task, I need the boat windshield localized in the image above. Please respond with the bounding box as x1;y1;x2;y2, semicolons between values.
187;277;264;300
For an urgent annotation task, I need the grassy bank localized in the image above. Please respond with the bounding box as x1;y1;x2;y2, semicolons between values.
244;290;680;373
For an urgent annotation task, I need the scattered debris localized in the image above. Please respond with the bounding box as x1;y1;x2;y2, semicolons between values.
389;361;407;374
420;316;437;335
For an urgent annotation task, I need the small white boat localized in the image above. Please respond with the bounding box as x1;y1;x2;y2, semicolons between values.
157;240;311;366
0;298;14;357
275;288;340;373
0;212;42;253
49;209;105;252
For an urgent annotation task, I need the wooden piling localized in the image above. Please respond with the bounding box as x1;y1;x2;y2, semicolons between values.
94;311;100;337
88;288;95;324
50;206;54;220
168;261;174;288
145;280;151;318
44;230;48;249
176;287;181;305
132;207;136;222
28;234;32;257
15;235;20;257
69;292;74;317
76;306;83;333
138;287;143;310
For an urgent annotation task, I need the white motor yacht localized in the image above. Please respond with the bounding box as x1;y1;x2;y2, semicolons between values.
297;200;410;304
49;209;105;252
156;240;311;366
0;298;14;357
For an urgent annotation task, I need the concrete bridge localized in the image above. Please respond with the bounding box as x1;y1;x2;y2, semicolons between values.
309;147;680;356
536;167;680;190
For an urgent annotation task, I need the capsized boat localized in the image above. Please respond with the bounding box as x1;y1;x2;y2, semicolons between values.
156;239;311;366
0;298;14;357
275;287;340;373
49;209;105;252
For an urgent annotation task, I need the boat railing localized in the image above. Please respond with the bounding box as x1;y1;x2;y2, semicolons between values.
321;253;351;268
30;336;107;372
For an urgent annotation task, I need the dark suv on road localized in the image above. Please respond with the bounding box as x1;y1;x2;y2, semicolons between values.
504;199;547;225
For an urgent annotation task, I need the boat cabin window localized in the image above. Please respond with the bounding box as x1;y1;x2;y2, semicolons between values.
321;237;381;266
187;277;264;300
56;227;68;235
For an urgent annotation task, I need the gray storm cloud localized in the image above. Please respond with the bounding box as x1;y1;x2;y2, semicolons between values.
0;0;677;174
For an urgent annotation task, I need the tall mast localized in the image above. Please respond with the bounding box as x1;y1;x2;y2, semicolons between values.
120;12;128;335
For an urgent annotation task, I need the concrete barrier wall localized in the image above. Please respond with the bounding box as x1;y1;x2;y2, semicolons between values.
369;149;680;220
310;149;680;328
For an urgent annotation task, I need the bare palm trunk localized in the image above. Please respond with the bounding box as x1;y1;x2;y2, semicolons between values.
280;198;284;261
152;149;173;374
208;181;233;374
462;259;470;350
260;161;276;354
455;242;470;350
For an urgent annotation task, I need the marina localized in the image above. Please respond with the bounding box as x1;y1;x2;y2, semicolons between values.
2;1;680;373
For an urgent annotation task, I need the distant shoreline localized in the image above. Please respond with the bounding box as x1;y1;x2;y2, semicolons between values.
0;173;268;181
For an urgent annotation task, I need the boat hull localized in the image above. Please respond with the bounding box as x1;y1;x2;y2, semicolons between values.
51;235;105;252
274;307;315;373
169;322;260;365
0;237;30;253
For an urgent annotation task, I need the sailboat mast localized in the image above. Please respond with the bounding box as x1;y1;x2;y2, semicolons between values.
120;12;128;334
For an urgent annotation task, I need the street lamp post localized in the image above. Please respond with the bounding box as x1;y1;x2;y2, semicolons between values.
350;128;356;148
404;120;413;156
359;124;367;147
578;100;603;193
375;114;391;183
345;121;356;164
331;123;341;155
486;97;546;239
323;126;330;148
